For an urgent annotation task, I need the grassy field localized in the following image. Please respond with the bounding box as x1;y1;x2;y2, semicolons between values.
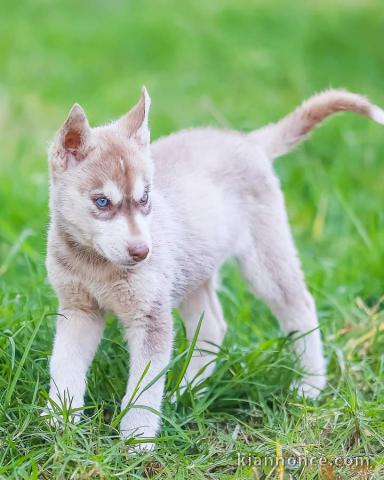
0;0;383;478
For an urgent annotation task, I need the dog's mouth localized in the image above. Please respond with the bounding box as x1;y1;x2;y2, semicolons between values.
119;259;141;268
116;258;151;271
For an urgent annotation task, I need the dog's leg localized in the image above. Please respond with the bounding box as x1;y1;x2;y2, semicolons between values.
237;173;326;398
120;312;173;449
179;275;227;385
48;307;104;418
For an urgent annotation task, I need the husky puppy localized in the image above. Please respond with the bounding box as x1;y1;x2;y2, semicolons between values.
46;87;383;447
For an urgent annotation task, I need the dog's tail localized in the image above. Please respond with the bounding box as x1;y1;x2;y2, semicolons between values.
249;89;384;160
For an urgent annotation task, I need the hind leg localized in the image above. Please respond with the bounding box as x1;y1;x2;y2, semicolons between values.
180;275;227;385
237;177;326;398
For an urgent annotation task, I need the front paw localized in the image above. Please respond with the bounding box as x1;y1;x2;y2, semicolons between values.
42;395;83;427
41;406;63;428
42;407;82;427
292;373;326;399
126;441;156;454
120;409;159;450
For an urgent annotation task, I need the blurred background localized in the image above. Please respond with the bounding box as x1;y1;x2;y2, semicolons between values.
0;0;383;475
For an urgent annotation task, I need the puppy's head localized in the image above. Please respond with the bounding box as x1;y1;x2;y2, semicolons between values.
49;87;154;267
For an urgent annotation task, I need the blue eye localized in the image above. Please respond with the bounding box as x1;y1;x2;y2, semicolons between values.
95;197;109;209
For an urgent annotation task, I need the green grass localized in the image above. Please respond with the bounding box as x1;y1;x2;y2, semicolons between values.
1;0;384;478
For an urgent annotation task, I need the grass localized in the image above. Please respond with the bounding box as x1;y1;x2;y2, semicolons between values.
0;0;383;478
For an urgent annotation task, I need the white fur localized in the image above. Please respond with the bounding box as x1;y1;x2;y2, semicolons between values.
45;88;382;446
93;214;151;265
132;177;145;202
134;212;152;246
94;216;131;264
370;105;384;124
99;180;124;205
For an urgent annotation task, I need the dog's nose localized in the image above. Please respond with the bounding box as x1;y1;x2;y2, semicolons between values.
128;244;149;262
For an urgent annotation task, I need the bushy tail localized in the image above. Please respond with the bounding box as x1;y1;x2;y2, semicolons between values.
249;89;384;160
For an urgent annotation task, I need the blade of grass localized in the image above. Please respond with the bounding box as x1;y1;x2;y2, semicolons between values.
170;313;203;395
0;309;46;421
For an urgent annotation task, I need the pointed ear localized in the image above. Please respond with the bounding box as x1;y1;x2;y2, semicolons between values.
61;103;90;153
118;86;151;146
49;103;91;173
